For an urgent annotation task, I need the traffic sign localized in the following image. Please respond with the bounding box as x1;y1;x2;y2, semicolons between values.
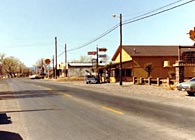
44;59;51;65
98;54;107;58
98;48;107;52
189;29;195;40
88;51;97;55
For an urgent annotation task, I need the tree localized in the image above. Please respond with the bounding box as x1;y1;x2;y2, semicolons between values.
0;53;5;76
34;58;46;75
144;63;153;78
2;56;29;78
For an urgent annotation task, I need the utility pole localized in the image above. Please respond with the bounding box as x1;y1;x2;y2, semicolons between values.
65;43;68;77
96;46;99;71
55;37;57;79
112;13;123;85
96;46;100;83
119;13;123;85
52;55;55;79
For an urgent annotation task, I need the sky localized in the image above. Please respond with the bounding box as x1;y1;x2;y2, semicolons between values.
0;0;195;67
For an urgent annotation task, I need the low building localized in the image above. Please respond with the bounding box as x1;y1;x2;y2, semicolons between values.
110;45;195;82
68;62;93;77
58;62;105;77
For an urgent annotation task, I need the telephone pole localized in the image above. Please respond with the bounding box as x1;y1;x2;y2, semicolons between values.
119;14;123;85
55;37;57;79
52;55;55;79
65;43;68;77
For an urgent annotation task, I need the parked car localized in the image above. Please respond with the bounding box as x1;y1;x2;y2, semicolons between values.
85;75;98;84
176;77;195;96
29;74;44;79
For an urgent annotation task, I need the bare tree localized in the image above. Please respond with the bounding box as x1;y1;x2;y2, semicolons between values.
0;54;30;78
2;56;20;77
34;58;47;75
0;53;5;76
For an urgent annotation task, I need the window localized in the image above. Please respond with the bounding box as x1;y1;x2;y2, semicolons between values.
182;51;195;63
126;69;132;77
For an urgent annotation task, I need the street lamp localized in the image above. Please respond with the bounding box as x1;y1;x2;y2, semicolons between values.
113;13;123;85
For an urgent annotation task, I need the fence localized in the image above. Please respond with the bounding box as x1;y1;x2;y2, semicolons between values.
132;77;174;86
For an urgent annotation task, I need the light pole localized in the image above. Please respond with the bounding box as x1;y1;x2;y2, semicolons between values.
113;13;123;85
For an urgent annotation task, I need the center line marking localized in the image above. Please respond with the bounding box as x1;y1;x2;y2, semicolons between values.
64;93;72;97
101;106;124;115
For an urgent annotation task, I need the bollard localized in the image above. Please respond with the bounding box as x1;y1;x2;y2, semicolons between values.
133;76;137;84
157;77;161;86
167;77;170;86
139;77;144;84
148;77;152;85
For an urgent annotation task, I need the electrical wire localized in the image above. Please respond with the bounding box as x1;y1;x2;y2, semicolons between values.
123;0;195;26
123;0;185;23
67;24;119;52
64;0;194;55
57;0;194;58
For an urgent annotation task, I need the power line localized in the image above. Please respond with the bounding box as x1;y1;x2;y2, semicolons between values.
59;0;194;58
123;0;195;25
67;24;119;52
123;0;185;23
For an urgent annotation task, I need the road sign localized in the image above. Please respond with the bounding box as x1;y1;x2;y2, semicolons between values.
189;29;195;41
88;51;97;55
98;54;107;58
98;48;107;52
44;59;51;65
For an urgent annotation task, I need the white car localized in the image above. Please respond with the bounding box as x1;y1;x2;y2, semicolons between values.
176;77;195;96
29;74;44;79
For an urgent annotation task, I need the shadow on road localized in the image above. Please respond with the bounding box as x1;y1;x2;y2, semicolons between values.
0;113;12;124
0;90;58;100
0;131;23;140
1;108;58;114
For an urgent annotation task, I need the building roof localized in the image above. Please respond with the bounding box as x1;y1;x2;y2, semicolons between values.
68;62;105;67
68;62;92;67
112;45;195;61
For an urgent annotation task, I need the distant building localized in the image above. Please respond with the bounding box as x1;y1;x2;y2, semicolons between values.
68;62;93;77
58;62;105;77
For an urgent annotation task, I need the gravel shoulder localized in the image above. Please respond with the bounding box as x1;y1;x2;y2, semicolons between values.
54;80;195;110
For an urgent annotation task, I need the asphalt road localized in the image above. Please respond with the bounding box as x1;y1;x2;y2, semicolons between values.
0;78;195;140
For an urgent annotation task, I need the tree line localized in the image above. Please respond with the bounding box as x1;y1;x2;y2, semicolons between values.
0;53;32;78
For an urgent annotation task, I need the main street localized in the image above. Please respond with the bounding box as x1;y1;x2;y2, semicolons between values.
0;78;195;140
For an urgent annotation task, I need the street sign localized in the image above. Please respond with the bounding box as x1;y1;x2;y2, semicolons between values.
98;48;107;52
88;51;97;55
98;54;107;58
189;29;195;41
44;59;51;65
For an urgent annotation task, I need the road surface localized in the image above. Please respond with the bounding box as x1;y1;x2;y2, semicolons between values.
0;78;195;140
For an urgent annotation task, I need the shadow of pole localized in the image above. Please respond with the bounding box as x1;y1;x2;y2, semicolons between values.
0;113;12;124
0;131;23;140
